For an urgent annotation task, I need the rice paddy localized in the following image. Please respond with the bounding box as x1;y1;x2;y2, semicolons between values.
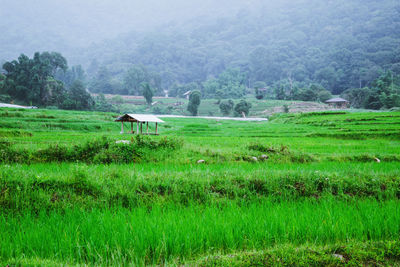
1;108;400;266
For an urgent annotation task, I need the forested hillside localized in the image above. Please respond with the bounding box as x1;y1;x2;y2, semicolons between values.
81;0;400;96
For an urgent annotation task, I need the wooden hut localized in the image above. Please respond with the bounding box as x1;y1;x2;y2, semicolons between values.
115;114;164;135
325;97;349;109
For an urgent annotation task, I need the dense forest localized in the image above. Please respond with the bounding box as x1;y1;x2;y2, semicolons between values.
81;0;400;97
1;0;400;110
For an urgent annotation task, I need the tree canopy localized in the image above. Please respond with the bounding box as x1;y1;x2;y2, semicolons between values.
187;90;201;116
76;0;400;99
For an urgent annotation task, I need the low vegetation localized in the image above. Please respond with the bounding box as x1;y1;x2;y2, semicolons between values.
0;108;400;266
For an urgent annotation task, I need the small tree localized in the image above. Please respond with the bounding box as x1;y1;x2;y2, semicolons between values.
317;90;332;102
141;82;153;105
219;99;234;116
94;93;116;112
282;104;289;113
63;80;94;110
234;99;252;117
275;85;286;100
187;90;201;116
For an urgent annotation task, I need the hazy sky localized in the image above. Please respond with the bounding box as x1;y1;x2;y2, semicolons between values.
1;0;262;46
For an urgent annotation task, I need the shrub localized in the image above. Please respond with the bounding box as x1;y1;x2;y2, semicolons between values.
2;136;184;164
248;143;289;154
35;144;71;162
234;100;252;117
0;141;27;163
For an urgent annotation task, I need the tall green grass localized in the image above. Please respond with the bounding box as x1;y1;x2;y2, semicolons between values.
1;199;399;265
1;162;400;213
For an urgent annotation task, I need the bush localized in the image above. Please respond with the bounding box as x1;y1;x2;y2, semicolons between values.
219;100;234;116
1;136;184;164
234;100;252;117
0;141;28;163
248;143;289;154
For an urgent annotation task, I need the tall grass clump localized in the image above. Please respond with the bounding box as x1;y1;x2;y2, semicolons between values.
0;135;183;164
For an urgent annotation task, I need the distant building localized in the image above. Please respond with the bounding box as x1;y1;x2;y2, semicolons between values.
163;89;169;98
183;91;191;99
325;97;349;109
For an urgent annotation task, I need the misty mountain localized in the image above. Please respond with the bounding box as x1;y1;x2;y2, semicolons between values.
0;0;249;61
1;0;400;96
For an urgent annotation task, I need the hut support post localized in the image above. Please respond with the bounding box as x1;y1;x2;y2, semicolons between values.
146;122;149;134
140;122;143;134
155;123;158;135
131;122;133;133
136;122;139;135
120;122;124;134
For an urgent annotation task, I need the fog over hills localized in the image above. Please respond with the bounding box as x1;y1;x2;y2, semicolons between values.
0;0;256;61
1;0;400;99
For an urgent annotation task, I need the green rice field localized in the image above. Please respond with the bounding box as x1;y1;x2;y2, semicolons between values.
1;108;400;266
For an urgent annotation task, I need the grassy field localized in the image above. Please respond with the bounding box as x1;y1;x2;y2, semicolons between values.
1;108;400;266
107;96;331;117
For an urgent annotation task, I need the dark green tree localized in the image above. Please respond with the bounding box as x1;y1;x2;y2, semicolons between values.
341;87;372;108
2;52;67;106
275;85;286;100
94;93;116;112
62;80;94;110
297;88;318;101
317;90;332;102
219;99;234;116
89;66;114;94
187;90;201;116
56;65;86;88
234;99;252;117
141;82;153;105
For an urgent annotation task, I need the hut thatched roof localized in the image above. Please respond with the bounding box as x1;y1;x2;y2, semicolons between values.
325;97;348;103
115;114;165;123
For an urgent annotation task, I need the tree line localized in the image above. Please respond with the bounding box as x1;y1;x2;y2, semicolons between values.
0;52;114;111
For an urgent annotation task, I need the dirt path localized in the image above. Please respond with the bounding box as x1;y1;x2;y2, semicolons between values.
0;103;37;109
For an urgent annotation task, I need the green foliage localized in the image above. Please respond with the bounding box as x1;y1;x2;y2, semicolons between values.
283;104;290;113
0;199;399;265
274;82;332;102
118;65;162;96
187;90;201;116
203;68;247;98
219;99;234;116
94;93;116;112
0;135;182;164
2;1;400;101
2;52;67;106
141;82;153;105
0;73;5;94
111;95;124;104
0;94;11;103
197;241;400;266
62;80;94;110
55;65;86;88
89;66;115;94
343;72;400;110
234;99;252;117
169;82;200;98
